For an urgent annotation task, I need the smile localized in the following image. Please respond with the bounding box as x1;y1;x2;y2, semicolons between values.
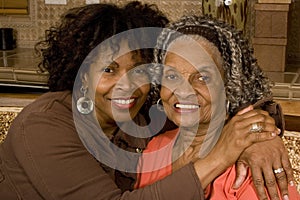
111;98;136;109
173;103;200;113
112;99;135;105
174;103;199;109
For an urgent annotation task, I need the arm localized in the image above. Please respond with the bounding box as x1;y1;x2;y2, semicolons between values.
13;112;204;200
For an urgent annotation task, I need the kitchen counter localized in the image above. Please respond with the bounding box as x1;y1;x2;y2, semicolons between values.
0;48;299;128
0;48;48;88
266;70;300;101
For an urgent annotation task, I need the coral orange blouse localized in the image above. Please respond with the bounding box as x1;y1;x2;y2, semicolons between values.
136;129;300;200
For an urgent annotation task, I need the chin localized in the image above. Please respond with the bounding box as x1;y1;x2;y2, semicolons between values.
173;117;200;128
112;110;138;122
113;115;133;122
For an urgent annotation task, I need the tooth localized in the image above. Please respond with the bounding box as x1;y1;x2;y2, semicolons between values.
113;99;134;104
175;104;199;109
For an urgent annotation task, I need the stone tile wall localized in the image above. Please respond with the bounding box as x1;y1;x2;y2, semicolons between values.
0;0;203;48
0;0;299;67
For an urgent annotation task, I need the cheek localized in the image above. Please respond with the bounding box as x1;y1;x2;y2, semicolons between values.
194;86;211;103
95;77;115;96
160;87;173;101
139;84;150;96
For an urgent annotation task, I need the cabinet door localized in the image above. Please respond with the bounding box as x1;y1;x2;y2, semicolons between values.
0;0;28;15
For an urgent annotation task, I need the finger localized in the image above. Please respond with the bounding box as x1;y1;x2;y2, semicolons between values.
247;131;277;144
238;109;270;119
237;105;253;115
237;114;280;135
233;161;249;189
273;167;289;200
240;111;268;124
251;166;268;200
237;114;276;133
281;148;295;188
245;122;280;135
263;166;281;200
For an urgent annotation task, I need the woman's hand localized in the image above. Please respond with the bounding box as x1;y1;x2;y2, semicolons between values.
213;105;281;168
233;137;294;200
193;105;281;188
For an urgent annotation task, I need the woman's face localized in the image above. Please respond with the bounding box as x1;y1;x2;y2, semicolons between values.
85;40;150;124
160;37;224;128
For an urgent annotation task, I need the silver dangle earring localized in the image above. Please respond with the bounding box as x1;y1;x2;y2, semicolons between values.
77;86;94;114
156;98;164;112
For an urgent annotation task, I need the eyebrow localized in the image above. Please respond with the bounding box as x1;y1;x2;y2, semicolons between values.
109;61;119;68
195;65;218;73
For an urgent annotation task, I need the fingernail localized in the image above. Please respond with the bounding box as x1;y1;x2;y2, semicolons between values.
289;181;294;186
271;132;276;137
277;128;281;134
283;194;289;200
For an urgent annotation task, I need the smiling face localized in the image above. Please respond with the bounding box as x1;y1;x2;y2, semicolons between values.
160;36;224;128
85;40;150;125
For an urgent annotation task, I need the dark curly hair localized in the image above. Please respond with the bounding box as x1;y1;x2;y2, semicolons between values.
35;1;168;91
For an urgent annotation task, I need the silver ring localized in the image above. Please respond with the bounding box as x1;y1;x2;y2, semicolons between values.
250;122;263;133
274;167;284;174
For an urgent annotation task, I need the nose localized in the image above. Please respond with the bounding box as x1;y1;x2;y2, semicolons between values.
173;80;196;100
114;72;133;91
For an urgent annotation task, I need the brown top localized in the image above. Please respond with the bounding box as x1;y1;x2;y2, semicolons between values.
0;91;204;200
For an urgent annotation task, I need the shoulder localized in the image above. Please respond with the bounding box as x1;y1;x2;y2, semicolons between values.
7;90;79;152
12;91;73;125
23;90;72;115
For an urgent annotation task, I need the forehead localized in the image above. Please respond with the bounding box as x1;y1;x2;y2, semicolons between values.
99;39;135;61
90;40;142;65
165;40;214;68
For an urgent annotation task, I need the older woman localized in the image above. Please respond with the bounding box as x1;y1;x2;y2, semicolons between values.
136;16;300;200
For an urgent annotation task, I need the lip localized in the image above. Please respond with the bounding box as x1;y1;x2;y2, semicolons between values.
173;102;200;113
111;97;137;109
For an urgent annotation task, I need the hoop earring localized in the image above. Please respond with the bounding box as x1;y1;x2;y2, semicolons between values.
156;98;164;112
226;100;230;114
77;86;94;114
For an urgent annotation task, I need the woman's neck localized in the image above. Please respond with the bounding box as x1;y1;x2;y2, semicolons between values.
172;124;210;172
95;112;118;140
180;123;210;144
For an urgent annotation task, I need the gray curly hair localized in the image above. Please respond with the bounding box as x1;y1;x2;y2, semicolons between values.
149;15;272;116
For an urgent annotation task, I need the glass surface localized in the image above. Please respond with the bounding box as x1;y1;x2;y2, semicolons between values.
0;48;48;88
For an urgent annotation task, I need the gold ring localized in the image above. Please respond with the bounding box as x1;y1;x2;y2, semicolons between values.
274;167;284;174
250;122;263;133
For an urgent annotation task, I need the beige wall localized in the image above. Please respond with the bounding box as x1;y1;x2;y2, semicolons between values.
287;0;300;65
1;0;299;66
0;0;255;49
0;0;203;48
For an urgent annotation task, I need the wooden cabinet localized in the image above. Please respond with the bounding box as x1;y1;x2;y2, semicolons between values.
0;0;28;15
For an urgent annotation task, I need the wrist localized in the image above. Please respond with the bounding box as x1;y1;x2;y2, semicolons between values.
193;153;228;188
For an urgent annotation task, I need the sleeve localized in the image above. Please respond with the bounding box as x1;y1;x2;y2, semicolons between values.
12;111;204;200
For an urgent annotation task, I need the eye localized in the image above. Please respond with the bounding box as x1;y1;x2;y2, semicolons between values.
191;73;211;84
197;75;210;83
133;68;146;74
103;67;114;73
165;74;178;80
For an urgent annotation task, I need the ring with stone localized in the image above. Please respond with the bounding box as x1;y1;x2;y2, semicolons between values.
274;167;284;174
250;122;263;133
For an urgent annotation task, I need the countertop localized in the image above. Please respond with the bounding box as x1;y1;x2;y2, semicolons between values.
0;48;48;88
